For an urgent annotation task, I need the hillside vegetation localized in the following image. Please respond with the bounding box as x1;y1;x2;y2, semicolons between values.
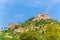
0;14;60;40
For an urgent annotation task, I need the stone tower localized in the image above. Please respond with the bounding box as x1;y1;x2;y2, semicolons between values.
8;23;16;29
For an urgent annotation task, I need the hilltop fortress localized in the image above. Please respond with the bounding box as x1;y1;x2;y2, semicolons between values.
9;14;50;29
33;14;50;21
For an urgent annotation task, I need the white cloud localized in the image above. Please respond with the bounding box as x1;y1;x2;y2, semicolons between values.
45;0;60;13
0;0;7;4
0;0;60;18
14;14;25;18
0;0;60;8
0;0;60;14
14;14;27;20
18;0;55;7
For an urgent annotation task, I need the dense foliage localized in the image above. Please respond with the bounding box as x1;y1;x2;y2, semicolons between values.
0;17;60;40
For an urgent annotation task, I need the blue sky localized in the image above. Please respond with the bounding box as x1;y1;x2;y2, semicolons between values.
0;0;60;30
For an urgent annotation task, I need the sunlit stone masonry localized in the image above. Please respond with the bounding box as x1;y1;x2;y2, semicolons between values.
33;14;50;21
